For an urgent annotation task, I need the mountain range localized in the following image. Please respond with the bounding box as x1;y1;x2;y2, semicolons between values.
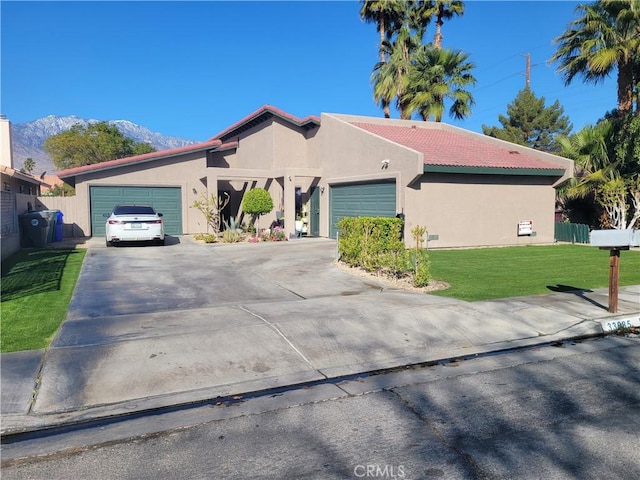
11;115;199;175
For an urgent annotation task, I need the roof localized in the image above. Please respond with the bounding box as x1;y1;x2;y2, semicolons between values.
0;165;47;185
210;105;320;142
351;122;565;174
57;139;222;178
57;105;320;179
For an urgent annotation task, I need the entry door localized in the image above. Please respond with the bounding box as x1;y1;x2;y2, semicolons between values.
309;187;320;237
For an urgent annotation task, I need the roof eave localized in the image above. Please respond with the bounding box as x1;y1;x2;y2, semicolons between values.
211;105;320;142
423;165;566;176
57;141;221;179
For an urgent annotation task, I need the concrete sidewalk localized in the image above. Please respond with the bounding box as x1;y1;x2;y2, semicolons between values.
2;237;639;436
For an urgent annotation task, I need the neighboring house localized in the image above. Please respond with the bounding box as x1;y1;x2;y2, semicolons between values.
40;174;65;195
1;115;48;259
1;165;45;197
57;105;574;248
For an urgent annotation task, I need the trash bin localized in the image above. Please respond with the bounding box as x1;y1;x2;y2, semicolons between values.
40;210;60;243
55;211;64;242
19;212;50;248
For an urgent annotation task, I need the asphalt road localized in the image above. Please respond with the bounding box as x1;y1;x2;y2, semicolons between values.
3;336;639;480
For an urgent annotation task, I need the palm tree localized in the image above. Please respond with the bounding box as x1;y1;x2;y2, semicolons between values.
551;0;640;115
406;46;476;121
557;121;614;198
372;26;424;119
360;0;407;117
427;0;465;49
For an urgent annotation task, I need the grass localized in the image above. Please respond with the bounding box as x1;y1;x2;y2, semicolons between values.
1;248;86;353
427;244;640;302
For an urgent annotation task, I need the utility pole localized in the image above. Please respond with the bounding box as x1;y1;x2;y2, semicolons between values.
518;53;531;89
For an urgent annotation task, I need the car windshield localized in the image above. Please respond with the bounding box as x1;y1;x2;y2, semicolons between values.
113;205;156;215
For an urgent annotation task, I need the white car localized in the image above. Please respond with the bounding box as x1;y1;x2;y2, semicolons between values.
104;204;165;246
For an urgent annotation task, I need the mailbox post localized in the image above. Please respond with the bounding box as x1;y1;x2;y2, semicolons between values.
590;229;640;313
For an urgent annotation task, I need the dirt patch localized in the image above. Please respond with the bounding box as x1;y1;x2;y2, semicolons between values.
334;261;449;294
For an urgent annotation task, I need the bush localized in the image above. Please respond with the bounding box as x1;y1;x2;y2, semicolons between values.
338;217;431;287
194;233;217;243
242;188;274;218
338;217;408;274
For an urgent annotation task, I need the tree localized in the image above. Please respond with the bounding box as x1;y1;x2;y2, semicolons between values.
43;183;76;197
192;192;230;235
20;158;36;174
482;88;572;152
407;45;476;122
428;0;465;49
557;118;640;228
372;25;424;119
550;0;640;115
241;188;274;235
363;0;473;121
43;122;156;170
360;0;408;118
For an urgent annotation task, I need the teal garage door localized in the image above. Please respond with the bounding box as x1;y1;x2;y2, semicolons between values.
329;182;396;238
90;186;182;236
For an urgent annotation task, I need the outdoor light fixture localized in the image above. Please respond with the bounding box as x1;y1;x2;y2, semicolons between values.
381;159;390;169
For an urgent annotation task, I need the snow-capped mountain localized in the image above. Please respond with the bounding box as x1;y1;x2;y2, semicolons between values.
11;115;199;174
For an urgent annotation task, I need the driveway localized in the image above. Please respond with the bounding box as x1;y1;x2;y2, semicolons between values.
25;237;640;418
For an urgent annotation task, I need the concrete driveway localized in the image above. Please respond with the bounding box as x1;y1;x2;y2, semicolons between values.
8;237;640;427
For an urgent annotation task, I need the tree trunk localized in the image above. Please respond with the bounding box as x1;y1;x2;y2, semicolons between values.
378;12;390;118
617;59;634;114
434;18;443;49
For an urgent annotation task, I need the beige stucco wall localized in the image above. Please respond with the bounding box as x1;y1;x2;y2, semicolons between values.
308;114;424;238
72;152;208;236
206;117;321;236
405;174;558;249
66;110;572;247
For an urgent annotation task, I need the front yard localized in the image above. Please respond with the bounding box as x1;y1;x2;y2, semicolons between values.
427;244;640;301
1;248;86;353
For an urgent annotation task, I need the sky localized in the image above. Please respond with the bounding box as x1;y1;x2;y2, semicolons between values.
1;1;618;142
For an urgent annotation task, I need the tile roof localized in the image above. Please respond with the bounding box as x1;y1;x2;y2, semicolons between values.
351;122;563;171
57;139;221;178
210;105;320;141
0;165;46;185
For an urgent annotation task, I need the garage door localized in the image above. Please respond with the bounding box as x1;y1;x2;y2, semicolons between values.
90;186;182;236
329;181;396;238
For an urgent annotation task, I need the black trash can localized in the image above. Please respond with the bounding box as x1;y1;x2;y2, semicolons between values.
19;212;50;248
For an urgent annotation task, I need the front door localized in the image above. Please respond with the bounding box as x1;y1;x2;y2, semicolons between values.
309;186;320;237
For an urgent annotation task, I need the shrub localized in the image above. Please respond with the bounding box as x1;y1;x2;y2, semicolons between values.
194;233;217;243
242;188;274;219
192;192;230;235
338;217;407;273
221;217;244;243
338;217;431;286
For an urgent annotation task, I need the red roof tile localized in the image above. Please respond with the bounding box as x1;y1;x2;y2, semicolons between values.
57;139;221;178
210;105;320;141
351;122;562;171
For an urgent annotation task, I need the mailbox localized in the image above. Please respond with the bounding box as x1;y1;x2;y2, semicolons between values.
590;229;639;314
590;229;640;248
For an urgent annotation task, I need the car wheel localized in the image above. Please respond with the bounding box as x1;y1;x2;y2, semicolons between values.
156;238;165;246
106;239;112;247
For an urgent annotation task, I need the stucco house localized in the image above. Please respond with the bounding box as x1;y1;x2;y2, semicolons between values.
56;105;574;248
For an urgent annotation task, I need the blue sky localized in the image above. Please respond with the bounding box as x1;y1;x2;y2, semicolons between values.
1;1;617;142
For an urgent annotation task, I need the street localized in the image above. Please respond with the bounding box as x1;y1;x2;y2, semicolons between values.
2;335;639;479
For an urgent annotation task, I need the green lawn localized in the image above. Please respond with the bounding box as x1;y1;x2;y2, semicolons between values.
427;244;640;302
1;248;86;353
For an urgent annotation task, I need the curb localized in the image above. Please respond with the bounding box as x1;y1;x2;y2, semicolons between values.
1;328;616;442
